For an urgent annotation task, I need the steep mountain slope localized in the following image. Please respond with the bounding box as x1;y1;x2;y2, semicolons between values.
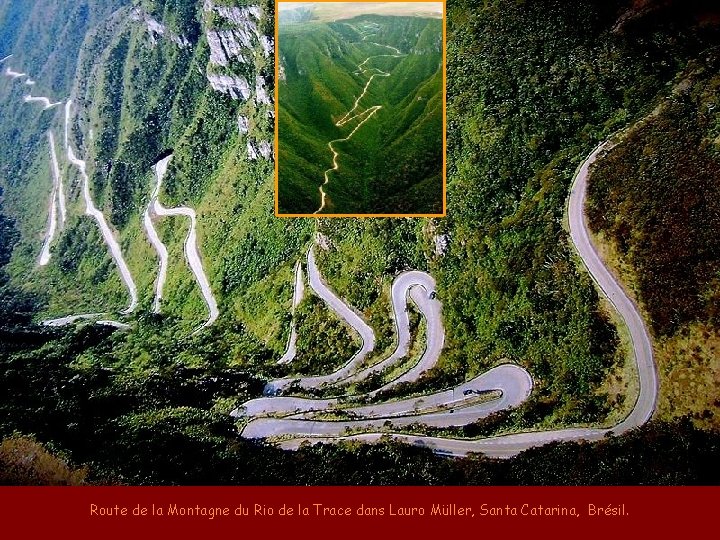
587;56;720;429
277;15;443;214
0;0;309;336
0;0;719;484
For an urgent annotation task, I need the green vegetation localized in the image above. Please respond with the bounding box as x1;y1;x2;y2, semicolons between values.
278;15;443;214
1;0;720;485
0;435;87;485
587;53;720;429
289;293;361;376
588;64;720;337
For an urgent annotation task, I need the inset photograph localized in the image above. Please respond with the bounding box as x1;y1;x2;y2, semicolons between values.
275;1;445;216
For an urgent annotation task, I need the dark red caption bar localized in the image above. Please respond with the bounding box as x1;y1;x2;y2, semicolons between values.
0;486;716;538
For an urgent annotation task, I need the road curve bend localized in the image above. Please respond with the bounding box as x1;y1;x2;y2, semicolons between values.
278;260;305;364
64;100;139;314
240;134;658;458
146;155;219;329
264;247;376;394
240;364;532;439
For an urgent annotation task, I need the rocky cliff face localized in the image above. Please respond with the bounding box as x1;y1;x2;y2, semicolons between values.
131;7;192;48
200;1;274;160
0;0;279;329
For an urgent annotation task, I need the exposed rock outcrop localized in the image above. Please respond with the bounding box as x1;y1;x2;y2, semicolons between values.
203;1;275;102
237;115;249;134
247;139;274;161
131;8;191;49
255;75;271;105
207;73;251;100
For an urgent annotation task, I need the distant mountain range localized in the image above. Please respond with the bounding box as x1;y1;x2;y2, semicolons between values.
277;14;443;214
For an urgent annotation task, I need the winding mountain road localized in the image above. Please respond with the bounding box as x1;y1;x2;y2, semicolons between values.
240;364;531;433
48;132;67;225
23;94;62;109
342;271;443;391
38;132;66;267
264;247;376;394
4;63;217;327
4;66;26;78
567;140;657;432
3;62;68;266
3;57;134;325
238;263;456;416
314;40;405;214
3;39;657;458
278;260;305;364
65;100;138;314
146;154;219;329
143;158;171;314
239;135;658;458
38;134;60;266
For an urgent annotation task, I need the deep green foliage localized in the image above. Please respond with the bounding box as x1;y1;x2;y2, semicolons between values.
290;294;361;375
1;0;720;486
278;15;443;214
587;60;720;335
0;322;718;485
435;0;719;423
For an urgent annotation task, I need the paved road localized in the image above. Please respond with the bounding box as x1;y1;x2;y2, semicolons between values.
48;132;67;225
38;132;66;267
148;155;219;329
240;135;658;458
264;247;376;394
278;260;305;364
343;271;440;387
567;140;657;433
143;157;171;314
236;255;532;434
38;136;60;267
65;100;139;314
4;66;26;78
371;282;444;394
262;249;449;395
240;364;532;438
23;94;61;109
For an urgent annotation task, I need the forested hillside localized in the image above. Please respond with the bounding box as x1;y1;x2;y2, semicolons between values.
0;0;718;484
587;52;720;430
277;14;443;215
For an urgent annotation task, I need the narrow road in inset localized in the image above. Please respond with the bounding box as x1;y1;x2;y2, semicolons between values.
314;40;405;214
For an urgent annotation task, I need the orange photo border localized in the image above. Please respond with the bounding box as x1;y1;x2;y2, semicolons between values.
273;0;447;218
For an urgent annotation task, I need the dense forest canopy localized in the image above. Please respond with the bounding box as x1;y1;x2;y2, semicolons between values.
0;0;718;484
